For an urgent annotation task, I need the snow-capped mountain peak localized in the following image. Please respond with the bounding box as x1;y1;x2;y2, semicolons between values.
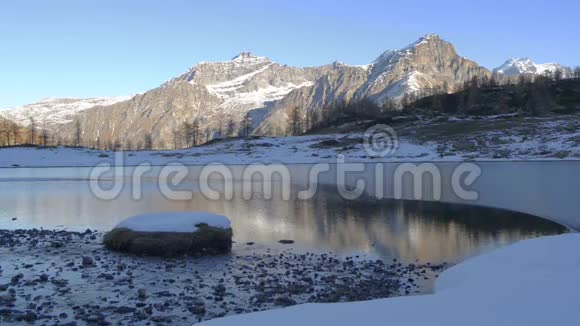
372;34;443;65
231;52;270;65
493;58;568;76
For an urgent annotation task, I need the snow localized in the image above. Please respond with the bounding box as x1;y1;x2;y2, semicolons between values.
493;58;568;77
201;234;580;326
0;96;132;126
0;114;578;168
115;212;231;233
374;71;433;103
204;64;275;95
0;135;440;167
203;61;313;109
231;52;270;65
216;82;314;109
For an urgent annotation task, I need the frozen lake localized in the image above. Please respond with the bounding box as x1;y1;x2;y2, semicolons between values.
0;167;566;264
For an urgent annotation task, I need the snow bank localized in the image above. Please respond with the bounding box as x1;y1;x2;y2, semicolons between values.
201;234;580;326
115;212;231;233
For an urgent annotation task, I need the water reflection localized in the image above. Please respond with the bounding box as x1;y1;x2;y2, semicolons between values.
0;174;566;264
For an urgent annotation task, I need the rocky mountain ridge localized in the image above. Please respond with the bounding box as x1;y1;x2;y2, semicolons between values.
1;35;572;148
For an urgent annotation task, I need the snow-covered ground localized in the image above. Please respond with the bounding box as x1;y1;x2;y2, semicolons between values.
0;114;579;168
201;234;580;326
0;135;442;167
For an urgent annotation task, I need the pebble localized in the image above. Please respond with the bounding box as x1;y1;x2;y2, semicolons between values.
0;228;445;325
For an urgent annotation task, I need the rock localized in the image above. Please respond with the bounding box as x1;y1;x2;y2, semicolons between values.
274;296;297;307
137;288;147;300
10;274;23;285
81;256;94;267
278;240;295;245
103;212;233;257
115;306;136;314
189;304;206;315
17;311;37;322
98;273;114;280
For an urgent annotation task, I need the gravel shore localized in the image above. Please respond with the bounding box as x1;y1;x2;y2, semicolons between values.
0;229;445;325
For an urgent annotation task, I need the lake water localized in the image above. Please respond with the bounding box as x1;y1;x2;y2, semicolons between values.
0;167;566;264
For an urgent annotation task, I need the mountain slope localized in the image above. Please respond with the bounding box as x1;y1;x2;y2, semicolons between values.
256;35;491;135
356;34;490;101
0;97;132;127
56;52;324;148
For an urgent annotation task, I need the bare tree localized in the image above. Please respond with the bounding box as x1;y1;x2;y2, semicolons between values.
304;109;313;132
574;67;580;79
113;139;122;151
125;139;133;151
187;118;201;146
226;118;236;138
74;119;82;147
215;109;226;138
28;117;37;145
203;128;212;144
172;126;182;149
554;68;563;82
144;132;153;150
239;113;252;138
40;127;49;147
466;76;481;111
0;120;8;146
287;107;303;136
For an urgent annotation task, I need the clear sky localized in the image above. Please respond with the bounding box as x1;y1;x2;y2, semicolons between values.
1;0;579;109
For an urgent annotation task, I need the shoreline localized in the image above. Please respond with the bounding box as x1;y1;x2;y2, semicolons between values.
0;228;445;324
200;234;580;326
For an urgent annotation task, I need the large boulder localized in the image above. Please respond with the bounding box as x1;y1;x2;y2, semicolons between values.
104;212;232;256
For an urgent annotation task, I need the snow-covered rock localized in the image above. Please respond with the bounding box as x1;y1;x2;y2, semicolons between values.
493;58;570;77
200;234;580;326
104;212;233;256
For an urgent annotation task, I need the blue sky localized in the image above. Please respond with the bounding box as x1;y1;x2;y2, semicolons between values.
1;0;579;109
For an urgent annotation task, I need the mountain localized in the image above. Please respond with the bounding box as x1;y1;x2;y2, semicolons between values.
4;35;496;148
54;52;328;148
256;34;490;135
493;58;570;77
0;96;132;127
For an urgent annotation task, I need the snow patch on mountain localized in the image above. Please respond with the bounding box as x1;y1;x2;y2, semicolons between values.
493;58;568;77
0;96;132;127
231;52;270;65
216;81;314;110
204;64;275;96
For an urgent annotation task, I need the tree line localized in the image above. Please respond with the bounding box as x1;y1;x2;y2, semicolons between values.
0;117;59;148
3;66;579;149
405;66;580;115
